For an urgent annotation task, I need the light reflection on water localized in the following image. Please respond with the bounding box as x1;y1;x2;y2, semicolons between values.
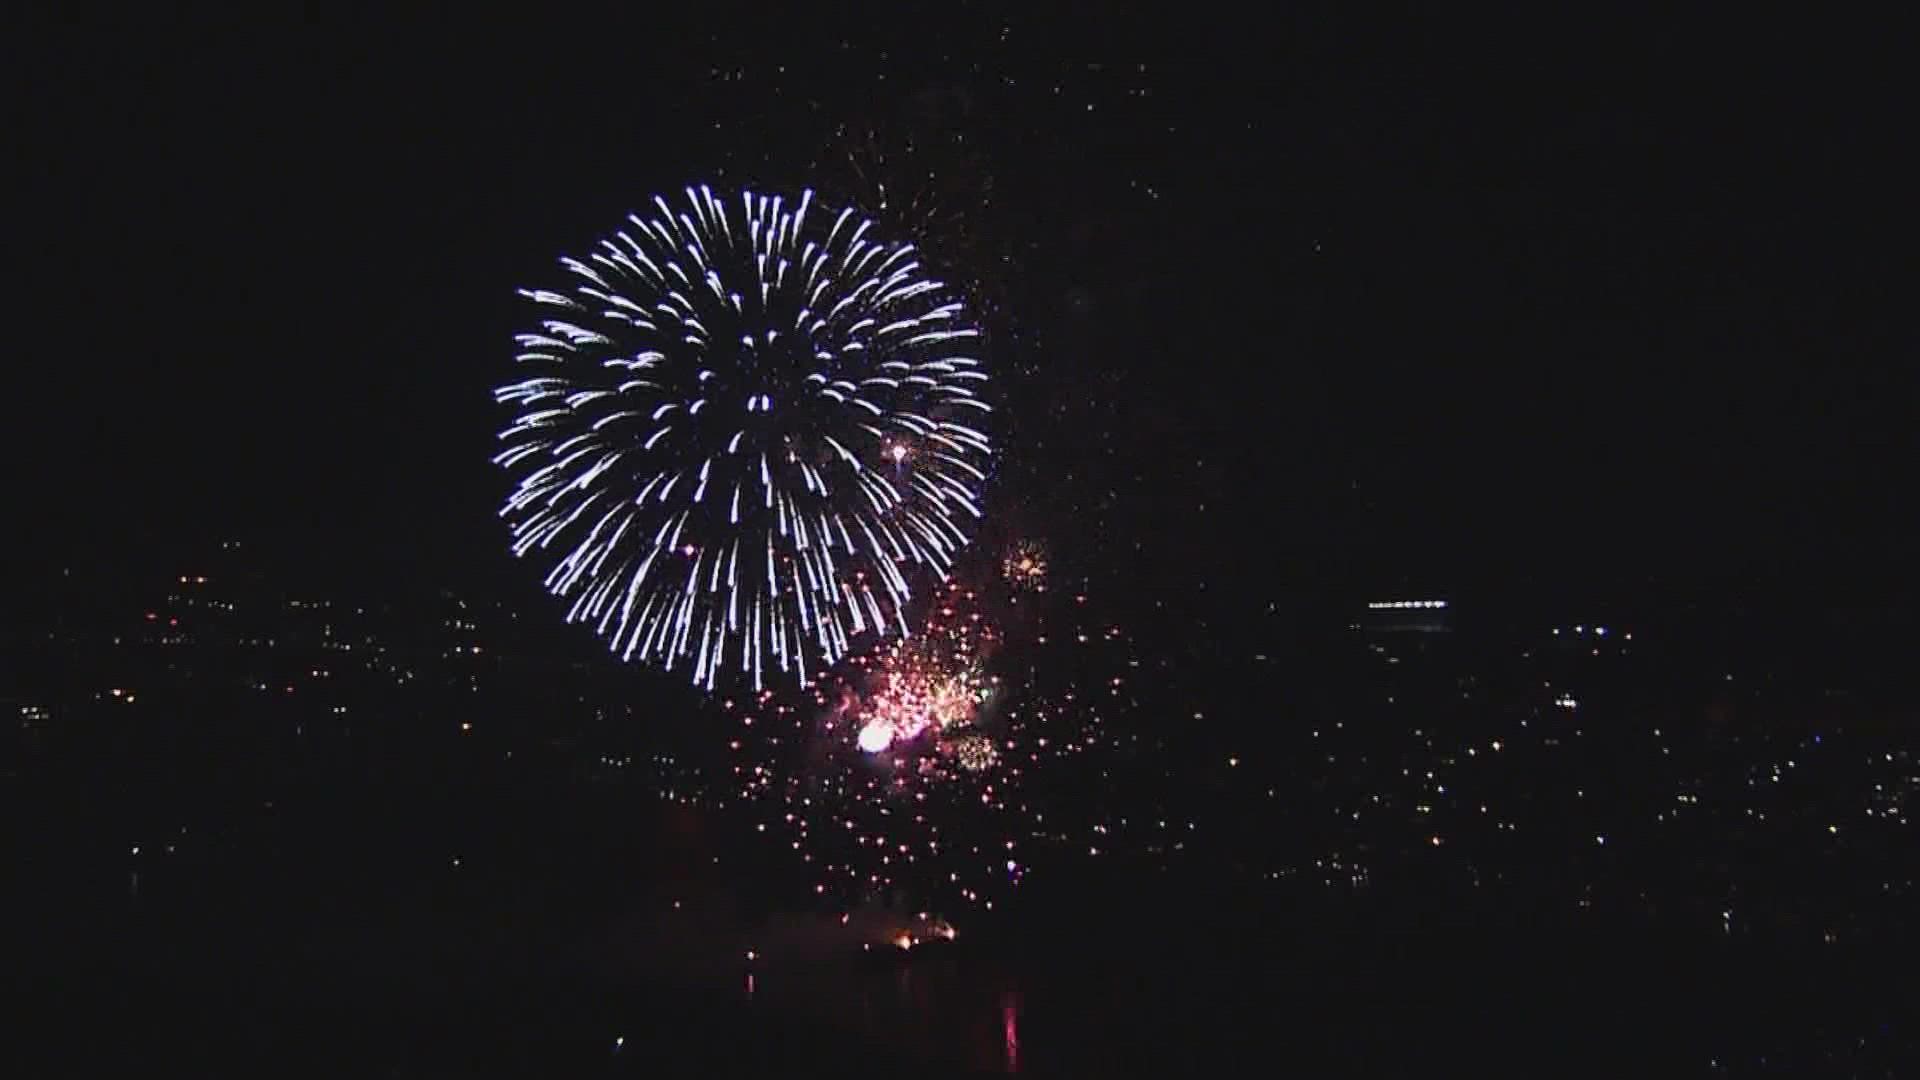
1002;991;1021;1073
729;948;1024;1072
606;903;1030;1072
842;961;1023;1072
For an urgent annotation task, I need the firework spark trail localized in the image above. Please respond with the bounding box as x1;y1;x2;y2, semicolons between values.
496;186;994;690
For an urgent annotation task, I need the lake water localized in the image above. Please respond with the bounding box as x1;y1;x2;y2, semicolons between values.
8;808;1916;1076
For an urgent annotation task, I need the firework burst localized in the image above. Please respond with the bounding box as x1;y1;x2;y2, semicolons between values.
658;573;1152;913
843;585;997;752
495;186;994;690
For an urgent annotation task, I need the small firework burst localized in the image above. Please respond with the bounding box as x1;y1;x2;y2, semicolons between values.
1002;540;1048;592
946;732;998;772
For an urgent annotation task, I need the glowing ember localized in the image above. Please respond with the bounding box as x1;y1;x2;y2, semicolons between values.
857;720;895;754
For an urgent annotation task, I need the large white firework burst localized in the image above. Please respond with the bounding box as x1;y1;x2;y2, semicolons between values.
495;186;993;690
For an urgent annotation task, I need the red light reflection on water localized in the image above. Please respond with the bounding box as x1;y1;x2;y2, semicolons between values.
1001;991;1021;1073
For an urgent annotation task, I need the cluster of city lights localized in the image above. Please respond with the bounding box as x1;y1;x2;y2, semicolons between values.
1553;625;1624;638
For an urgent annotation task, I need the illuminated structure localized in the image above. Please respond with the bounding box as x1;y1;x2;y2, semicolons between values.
1360;598;1453;634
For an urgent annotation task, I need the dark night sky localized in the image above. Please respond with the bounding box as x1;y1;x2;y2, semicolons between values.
9;7;1908;599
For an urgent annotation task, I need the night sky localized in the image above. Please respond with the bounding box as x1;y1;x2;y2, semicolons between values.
12;7;1906;598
